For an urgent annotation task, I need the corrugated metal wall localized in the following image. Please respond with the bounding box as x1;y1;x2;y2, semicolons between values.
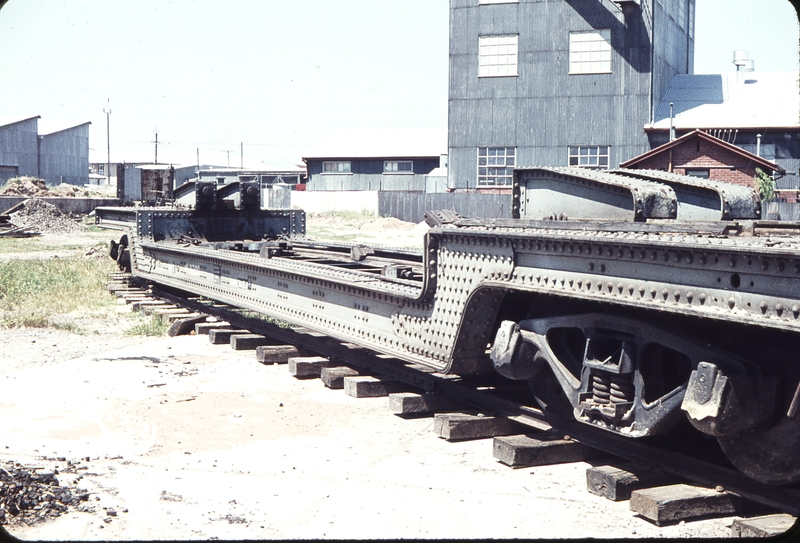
306;158;439;191
0;118;40;180
123;165;143;201
309;173;427;191
448;0;694;190
378;192;511;223
766;201;800;221
39;123;90;185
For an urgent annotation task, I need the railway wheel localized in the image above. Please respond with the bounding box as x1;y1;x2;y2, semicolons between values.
714;329;800;485
717;416;800;485
528;364;574;418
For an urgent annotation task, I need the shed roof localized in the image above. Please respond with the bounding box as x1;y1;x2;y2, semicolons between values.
620;129;785;174
0;116;41;129
304;128;447;160
41;121;92;137
647;72;800;130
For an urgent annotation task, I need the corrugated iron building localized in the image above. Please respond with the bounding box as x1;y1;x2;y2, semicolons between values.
0;116;41;183
39;122;91;186
0;116;90;185
448;0;695;190
303;129;447;191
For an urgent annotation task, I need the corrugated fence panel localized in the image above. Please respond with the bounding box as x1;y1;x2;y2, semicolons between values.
378;192;512;223
767;201;800;221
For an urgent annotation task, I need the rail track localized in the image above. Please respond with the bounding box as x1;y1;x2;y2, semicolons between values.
107;271;800;534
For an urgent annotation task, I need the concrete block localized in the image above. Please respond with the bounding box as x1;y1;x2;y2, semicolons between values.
195;322;232;335
730;514;797;538
388;392;466;415
256;345;299;364
288;356;331;378
344;376;405;398
320;366;360;389
208;328;248;345
493;434;600;468
434;413;525;441
230;334;273;351
586;463;675;501
630;484;754;526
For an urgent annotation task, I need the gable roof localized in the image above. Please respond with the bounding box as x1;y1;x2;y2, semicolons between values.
620;129;785;174
304;128;447;160
647;72;800;130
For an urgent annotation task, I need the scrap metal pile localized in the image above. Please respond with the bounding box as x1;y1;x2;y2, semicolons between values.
0;461;90;526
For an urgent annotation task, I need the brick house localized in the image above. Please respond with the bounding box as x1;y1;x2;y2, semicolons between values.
620;129;784;190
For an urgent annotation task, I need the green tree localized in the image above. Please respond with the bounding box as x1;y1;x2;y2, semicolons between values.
754;168;776;202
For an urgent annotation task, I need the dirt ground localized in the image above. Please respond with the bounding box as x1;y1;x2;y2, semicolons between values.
0;216;751;540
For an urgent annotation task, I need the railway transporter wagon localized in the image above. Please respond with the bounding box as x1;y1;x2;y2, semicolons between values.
97;166;800;487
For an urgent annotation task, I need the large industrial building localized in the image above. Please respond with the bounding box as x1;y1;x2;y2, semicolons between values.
0;116;90;186
447;0;695;189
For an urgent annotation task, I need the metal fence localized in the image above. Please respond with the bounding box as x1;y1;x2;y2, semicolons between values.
378;192;512;223
766;201;800;221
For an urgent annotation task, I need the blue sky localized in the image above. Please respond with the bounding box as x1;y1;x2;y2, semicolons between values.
0;0;796;168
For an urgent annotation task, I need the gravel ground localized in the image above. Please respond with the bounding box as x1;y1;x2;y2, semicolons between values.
0;218;763;540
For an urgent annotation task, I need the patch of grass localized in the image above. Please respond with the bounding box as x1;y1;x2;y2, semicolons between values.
0;236;110;255
124;314;169;336
0;256;117;328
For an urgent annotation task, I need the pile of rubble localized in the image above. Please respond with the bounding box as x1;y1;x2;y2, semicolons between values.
0;461;90;526
0;177;49;197
0;177;99;198
8;199;86;235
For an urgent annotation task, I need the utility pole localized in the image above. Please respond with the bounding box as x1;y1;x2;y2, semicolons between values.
152;130;158;164
227;150;230;168
103;100;111;186
240;142;243;169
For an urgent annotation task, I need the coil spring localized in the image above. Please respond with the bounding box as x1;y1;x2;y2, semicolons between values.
591;372;635;405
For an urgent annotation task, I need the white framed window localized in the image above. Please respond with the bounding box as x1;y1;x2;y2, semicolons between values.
568;145;609;170
478;147;515;186
686;168;709;179
322;161;351;173
479;35;518;77
688;0;695;36
384;160;413;173
97;164;105;176
569;29;611;74
677;0;686;29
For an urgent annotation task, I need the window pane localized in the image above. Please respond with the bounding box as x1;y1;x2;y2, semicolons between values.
569;29;611;73
476;146;516;186
479;35;518;77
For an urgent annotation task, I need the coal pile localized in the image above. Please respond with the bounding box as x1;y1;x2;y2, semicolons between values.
10;198;86;235
0;462;89;526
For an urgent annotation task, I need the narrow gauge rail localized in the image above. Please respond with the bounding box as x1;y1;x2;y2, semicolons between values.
97;167;800;493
